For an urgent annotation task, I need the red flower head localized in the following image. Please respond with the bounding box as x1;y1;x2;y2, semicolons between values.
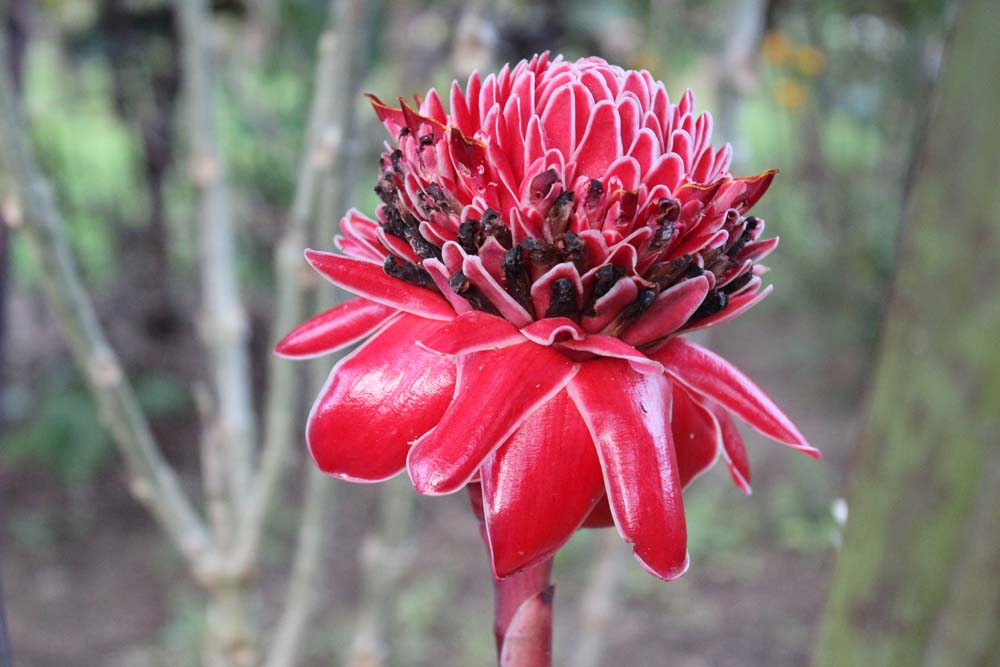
277;54;818;581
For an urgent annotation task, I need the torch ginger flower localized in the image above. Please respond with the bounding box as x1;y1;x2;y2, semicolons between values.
277;53;817;582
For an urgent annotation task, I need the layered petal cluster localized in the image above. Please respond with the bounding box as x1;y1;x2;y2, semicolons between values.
277;54;817;581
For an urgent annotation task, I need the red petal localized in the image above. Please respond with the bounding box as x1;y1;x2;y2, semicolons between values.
574;101;622;178
736;169;777;211
275;298;396;358
581;496;614;528
652;337;818;456
671;385;721;488
520;317;587;345
463;255;534;327
567;359;689;580
407;343;579;495
307;315;457;482
305;250;455;321
682;283;773;333
622;275;711;347
707;401;752;494
417;310;525;356
482;391;604;577
558;334;663;375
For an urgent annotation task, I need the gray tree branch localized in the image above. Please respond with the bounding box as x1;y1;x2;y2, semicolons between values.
0;44;212;568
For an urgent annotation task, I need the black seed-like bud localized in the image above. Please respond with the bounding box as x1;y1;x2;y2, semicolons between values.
645;253;694;287
503;246;535;315
481;209;512;249
545;278;579;319
403;226;441;260
522;238;558;271
544;190;575;243
649;220;676;250
457;219;482;255
592;265;625;301
690;290;729;322
384;255;435;289
561;231;586;269
380;204;408;239
529;169;560;204
721;272;753;294
584;179;604;214
657;197;681;223
389;149;403;172
449;270;500;315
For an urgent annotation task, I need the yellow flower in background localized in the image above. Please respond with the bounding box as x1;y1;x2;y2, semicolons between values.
795;45;826;77
762;32;794;65
775;78;809;110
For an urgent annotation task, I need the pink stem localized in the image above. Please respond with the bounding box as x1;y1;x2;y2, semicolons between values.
491;558;554;667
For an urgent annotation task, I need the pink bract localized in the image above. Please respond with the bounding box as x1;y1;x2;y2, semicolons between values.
277;53;817;581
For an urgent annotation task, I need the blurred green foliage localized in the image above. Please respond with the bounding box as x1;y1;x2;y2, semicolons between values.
2;371;188;484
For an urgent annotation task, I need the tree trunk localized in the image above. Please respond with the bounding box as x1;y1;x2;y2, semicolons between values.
813;1;1000;665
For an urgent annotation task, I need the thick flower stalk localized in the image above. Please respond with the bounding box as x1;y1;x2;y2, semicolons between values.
277;54;817;586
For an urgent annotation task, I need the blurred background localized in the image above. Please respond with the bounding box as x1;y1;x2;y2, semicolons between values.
3;0;994;665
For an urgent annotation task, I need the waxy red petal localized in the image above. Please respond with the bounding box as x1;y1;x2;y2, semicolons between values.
520;317;587;345
652;337;818;456
482;391;604;577
671;385;721;488
417;310;525;356
568;359;689;580
305;250;455;321
559;334;663;375
581;496;614;528
707;401;752;494
408;343;579;495
274;298;396;358
307;315;457;482
622;275;711;347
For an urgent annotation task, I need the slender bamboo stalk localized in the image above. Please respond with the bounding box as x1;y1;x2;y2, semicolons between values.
572;530;627;667
0;42;212;569
345;478;415;667
233;3;343;575
263;467;332;667
0;567;10;667
172;1;263;663
264;1;374;663
174;0;257;525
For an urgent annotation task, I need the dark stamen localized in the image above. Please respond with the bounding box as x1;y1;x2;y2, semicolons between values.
561;232;586;270
481;209;512;249
425;182;458;213
545;278;579;319
457;219;482;255
384;254;435;289
503;246;535;315
522;238;558;272
582;264;624;317
620;288;656;321
374;174;398;205
657;197;681;222
592;265;624;301
721;272;752;294
649;219;676;250
389;149;403;172
689;290;729;322
584;179;604;216
529;169;560;205
449;270;500;315
544;190;574;242
380;204;408;239
645;253;693;287
403;226;441;261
